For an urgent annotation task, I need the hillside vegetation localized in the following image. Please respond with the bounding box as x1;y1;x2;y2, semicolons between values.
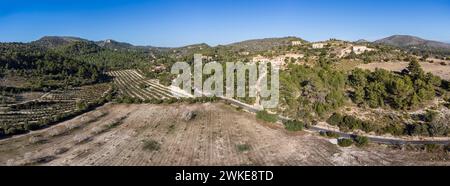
0;43;104;90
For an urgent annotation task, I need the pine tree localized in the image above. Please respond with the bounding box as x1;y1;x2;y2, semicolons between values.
407;59;424;79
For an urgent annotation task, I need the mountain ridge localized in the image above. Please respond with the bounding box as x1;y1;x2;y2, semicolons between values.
7;35;450;54
374;35;450;50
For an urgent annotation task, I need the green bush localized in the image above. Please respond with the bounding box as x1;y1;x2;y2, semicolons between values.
405;123;429;136
327;113;343;126
337;138;353;147
236;144;251;152
325;131;340;138
76;101;88;110
284;120;304;131
142;140;161;151
327;113;375;133
361;121;376;133
425;144;440;152
320;131;340;138
354;136;369;147
24;122;40;131
256;110;278;123
379;124;405;136
5;126;26;135
341;115;362;130
423;110;438;122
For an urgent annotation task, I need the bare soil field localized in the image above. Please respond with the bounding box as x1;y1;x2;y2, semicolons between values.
0;102;448;166
358;61;450;80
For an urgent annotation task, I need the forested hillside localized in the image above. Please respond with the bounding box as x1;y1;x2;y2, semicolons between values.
0;43;104;89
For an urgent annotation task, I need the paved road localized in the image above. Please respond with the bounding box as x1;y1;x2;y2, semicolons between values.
307;126;450;145
223;98;450;145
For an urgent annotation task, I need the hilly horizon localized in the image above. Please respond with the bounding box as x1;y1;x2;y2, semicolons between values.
10;35;450;51
3;0;450;175
375;35;450;49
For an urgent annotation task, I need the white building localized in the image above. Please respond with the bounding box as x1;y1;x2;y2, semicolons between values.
291;41;303;46
352;46;374;54
338;48;353;58
252;53;304;67
312;43;325;49
338;45;376;58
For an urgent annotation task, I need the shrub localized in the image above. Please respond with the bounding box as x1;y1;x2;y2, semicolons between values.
236;144;251;152
0;128;4;138
445;145;450;152
380;124;405;136
5;126;26;135
76;101;88;111
256;110;278;123
354;136;369;147
426;120;449;137
327;113;343;126
37;118;50;128
326;131;339;138
142;140;160;151
327;113;374;132
361;121;376;133
24;122;40;131
425;144;440;152
284;120;304;131
337;138;353;147
423;110;438;122
341;115;362;130
320;131;340;138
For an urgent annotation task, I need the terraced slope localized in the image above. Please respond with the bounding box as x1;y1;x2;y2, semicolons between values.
108;69;191;101
0;84;111;136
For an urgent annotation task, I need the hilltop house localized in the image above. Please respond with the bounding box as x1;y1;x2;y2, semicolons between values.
252;53;304;67
338;45;376;58
312;43;325;49
291;41;303;46
352;46;374;54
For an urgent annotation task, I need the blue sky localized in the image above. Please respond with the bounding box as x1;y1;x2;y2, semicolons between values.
0;0;449;47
